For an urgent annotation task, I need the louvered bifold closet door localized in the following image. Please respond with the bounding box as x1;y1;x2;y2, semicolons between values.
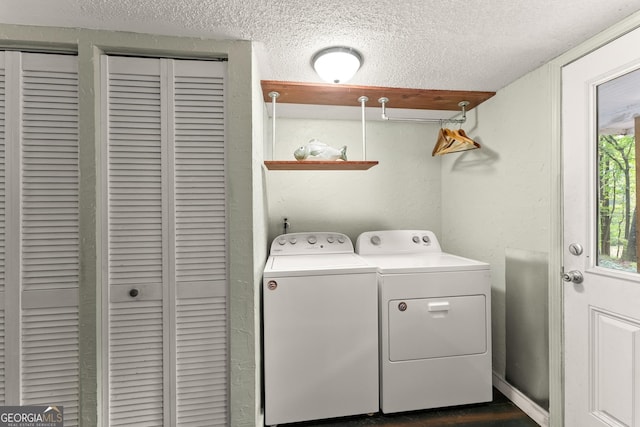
20;52;79;425
0;52;79;423
173;60;227;427
103;56;227;427
0;53;6;407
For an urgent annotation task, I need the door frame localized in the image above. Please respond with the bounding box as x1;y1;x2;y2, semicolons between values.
550;12;640;427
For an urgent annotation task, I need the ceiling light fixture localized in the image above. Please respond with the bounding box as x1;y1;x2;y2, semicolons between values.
312;46;363;84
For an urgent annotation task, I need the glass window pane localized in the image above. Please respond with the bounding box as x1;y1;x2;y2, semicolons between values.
596;70;640;273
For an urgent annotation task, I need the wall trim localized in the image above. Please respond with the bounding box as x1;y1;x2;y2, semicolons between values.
493;372;549;426
546;59;564;427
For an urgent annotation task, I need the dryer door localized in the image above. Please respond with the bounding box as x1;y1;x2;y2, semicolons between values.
388;295;487;361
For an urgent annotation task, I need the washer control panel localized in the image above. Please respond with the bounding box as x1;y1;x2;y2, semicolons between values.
270;232;353;254
355;230;442;254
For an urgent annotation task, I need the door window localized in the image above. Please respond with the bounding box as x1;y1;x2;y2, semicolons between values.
597;69;640;273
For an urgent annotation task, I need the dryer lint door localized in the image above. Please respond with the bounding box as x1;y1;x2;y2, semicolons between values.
388;295;487;361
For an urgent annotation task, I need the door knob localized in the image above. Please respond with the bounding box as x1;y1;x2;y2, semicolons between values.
562;270;584;284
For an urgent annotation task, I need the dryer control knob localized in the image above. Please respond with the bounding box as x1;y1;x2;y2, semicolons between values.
288;237;297;244
371;235;381;246
337;236;346;243
412;236;420;243
422;235;431;244
326;236;335;243
277;237;286;245
307;235;317;244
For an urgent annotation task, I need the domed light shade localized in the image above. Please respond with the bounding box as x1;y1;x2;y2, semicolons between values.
312;47;363;84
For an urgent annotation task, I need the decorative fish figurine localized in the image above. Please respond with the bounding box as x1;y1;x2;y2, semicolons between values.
294;139;347;161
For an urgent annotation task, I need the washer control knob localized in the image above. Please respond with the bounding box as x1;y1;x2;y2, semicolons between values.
337;236;346;243
371;235;381;246
412;236;420;243
422;235;431;244
307;235;317;244
288;237;297;244
277;237;286;245
326;236;335;243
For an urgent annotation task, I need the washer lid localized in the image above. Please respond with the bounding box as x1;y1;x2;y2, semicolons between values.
263;253;376;277
360;252;489;274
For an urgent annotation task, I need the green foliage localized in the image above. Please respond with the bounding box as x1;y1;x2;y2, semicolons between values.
598;134;636;267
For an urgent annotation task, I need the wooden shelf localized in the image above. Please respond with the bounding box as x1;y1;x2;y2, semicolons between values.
261;80;495;111
264;160;378;170
261;81;490;171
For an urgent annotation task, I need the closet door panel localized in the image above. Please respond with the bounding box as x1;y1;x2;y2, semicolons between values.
21;306;78;401
174;61;226;288
0;54;5;298
109;299;164;427
0;51;79;420
172;60;227;426
0;54;6;406
19;52;79;426
21;53;79;293
176;296;227;426
105;57;166;426
0;305;4;406
106;57;163;294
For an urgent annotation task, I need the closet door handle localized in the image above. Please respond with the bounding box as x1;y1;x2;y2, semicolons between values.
129;288;139;298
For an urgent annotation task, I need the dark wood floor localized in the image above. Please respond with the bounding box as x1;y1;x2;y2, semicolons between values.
285;388;539;427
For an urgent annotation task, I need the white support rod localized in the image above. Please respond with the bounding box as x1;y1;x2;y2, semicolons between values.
378;97;469;125
269;91;280;160
358;96;368;160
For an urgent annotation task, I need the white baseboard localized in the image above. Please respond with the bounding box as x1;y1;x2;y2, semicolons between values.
493;372;550;426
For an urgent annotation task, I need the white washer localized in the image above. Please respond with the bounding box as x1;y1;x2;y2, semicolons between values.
356;230;492;414
263;232;378;426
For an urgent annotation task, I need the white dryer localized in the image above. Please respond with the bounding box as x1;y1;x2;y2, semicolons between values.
263;232;378;426
356;230;492;414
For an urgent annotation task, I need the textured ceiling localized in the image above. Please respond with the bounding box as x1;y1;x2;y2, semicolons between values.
2;0;640;93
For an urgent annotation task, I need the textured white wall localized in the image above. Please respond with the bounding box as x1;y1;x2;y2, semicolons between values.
440;67;553;378
265;118;442;243
227;43;267;427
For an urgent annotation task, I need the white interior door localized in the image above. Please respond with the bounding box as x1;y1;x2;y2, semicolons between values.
562;27;640;427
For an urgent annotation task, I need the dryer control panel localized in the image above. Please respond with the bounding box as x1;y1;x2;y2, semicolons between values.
355;230;442;255
269;232;354;255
